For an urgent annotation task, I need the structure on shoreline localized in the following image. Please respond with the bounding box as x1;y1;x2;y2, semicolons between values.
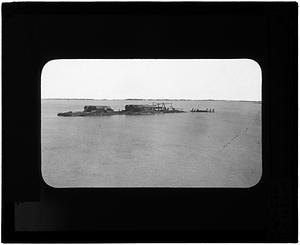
57;103;185;117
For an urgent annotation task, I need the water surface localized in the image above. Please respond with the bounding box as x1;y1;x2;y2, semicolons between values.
42;99;261;187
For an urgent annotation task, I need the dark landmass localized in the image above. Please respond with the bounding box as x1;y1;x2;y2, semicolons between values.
57;104;185;117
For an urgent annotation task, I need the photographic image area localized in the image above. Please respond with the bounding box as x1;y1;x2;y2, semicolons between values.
41;59;262;188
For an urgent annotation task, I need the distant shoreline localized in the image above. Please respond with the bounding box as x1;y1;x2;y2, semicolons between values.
42;98;96;100
42;98;261;103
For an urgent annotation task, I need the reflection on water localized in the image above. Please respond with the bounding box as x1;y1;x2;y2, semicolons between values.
42;99;261;187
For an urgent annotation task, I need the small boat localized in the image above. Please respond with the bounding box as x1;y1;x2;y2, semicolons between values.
190;108;215;113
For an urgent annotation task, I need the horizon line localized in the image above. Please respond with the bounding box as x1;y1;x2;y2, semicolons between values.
41;98;261;102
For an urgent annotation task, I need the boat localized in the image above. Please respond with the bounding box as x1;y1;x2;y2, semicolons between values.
191;108;215;113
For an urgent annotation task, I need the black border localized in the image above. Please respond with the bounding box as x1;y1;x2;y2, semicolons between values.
2;2;298;242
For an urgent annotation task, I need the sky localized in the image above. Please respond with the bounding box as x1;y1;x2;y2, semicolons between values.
41;59;261;101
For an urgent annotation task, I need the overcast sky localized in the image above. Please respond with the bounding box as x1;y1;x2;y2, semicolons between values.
41;59;261;101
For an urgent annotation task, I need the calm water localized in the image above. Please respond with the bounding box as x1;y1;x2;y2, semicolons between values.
41;99;261;187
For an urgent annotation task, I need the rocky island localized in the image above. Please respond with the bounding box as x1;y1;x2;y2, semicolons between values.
57;103;185;117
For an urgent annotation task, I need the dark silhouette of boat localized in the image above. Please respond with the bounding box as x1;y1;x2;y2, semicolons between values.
191;108;215;113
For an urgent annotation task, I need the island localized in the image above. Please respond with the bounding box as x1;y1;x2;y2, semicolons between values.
57;103;185;117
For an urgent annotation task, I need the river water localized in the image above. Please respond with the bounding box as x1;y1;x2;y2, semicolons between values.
41;99;261;188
